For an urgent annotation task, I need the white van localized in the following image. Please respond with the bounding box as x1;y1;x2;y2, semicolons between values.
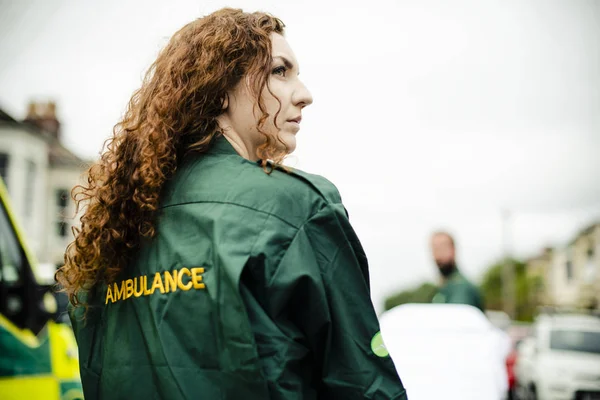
514;312;600;400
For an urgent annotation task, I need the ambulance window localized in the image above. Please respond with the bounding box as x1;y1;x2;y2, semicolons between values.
0;153;9;186
0;202;23;285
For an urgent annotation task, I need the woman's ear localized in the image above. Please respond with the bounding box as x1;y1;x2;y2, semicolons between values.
222;95;229;110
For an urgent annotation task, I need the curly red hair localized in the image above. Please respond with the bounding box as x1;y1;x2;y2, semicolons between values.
56;8;285;307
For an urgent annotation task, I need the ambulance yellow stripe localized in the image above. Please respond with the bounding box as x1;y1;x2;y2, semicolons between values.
0;314;40;348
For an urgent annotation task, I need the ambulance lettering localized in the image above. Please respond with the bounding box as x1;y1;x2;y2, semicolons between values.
106;267;206;304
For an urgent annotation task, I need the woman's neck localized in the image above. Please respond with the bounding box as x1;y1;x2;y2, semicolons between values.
220;130;257;161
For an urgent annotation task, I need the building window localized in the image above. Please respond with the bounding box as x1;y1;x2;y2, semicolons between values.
0;153;9;187
56;189;69;209
24;161;36;217
56;221;68;237
56;188;70;238
565;260;573;281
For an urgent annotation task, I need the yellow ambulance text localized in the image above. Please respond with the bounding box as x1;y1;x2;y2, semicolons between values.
105;268;206;304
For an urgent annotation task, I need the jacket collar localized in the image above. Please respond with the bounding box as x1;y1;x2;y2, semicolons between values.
208;134;239;156
208;134;272;167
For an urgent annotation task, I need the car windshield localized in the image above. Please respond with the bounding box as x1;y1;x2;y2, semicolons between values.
550;329;600;354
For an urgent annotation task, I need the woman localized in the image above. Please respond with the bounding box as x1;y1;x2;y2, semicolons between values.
57;8;407;400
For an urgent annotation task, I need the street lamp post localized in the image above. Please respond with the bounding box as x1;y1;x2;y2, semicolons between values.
502;209;516;320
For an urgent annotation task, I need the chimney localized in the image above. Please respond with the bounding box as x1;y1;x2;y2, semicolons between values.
26;101;38;119
24;100;61;140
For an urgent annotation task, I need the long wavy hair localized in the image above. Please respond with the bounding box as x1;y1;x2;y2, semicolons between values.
56;8;285;307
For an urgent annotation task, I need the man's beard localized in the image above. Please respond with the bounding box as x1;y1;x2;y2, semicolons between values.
436;261;457;278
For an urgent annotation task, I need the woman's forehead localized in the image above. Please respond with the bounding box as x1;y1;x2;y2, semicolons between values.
271;33;299;69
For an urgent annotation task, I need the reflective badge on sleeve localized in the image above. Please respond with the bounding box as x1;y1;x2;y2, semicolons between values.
371;331;389;358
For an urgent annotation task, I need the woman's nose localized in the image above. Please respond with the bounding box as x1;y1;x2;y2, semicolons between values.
293;79;313;108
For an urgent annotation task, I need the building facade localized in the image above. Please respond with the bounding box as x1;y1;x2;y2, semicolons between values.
0;102;89;267
542;223;600;310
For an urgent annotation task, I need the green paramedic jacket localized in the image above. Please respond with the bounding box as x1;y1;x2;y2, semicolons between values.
431;270;484;312
71;136;407;400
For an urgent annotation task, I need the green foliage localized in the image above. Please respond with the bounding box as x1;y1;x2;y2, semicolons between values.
383;282;437;311
479;258;538;322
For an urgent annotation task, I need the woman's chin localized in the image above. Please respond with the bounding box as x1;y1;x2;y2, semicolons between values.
277;132;297;154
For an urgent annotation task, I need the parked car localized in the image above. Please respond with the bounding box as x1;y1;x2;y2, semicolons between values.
485;311;532;399
506;323;532;399
514;312;600;400
514;336;537;399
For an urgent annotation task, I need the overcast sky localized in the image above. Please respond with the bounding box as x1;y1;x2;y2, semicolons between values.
1;0;599;312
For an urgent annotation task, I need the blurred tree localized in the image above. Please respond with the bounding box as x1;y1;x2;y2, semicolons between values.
479;259;538;322
383;282;437;311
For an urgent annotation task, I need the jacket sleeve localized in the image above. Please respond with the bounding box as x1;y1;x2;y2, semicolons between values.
256;204;407;400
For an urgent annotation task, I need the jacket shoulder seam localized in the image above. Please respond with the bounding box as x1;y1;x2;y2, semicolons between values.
160;199;301;230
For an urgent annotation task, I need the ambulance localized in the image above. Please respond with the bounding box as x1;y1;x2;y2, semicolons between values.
0;177;83;399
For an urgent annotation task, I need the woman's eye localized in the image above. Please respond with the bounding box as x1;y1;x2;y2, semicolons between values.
272;66;287;77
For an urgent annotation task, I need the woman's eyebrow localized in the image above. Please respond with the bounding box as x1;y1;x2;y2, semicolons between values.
273;55;298;73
